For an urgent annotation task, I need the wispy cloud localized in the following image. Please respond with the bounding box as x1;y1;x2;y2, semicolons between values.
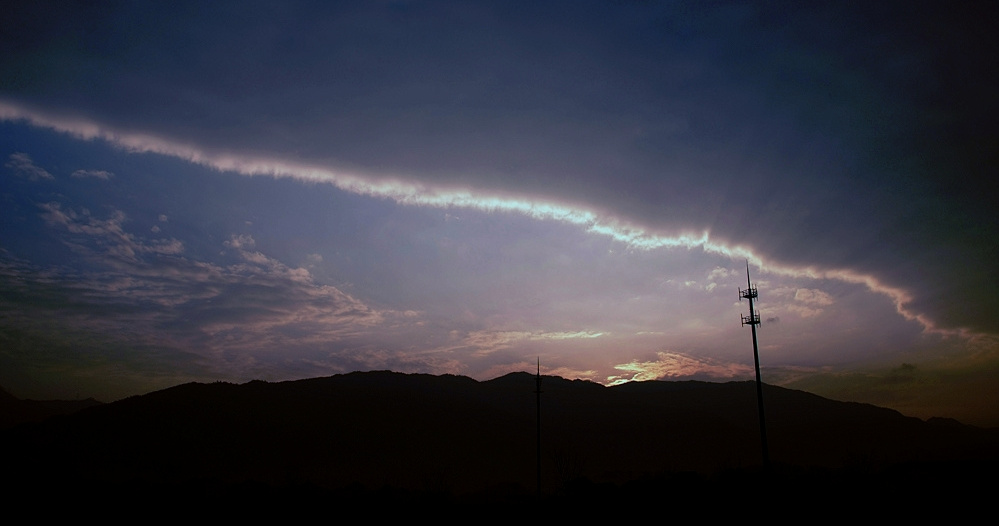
444;329;605;356
5;152;53;180
71;169;113;180
784;287;835;318
794;288;834;306
38;202;185;264
2;206;421;383
0;101;945;339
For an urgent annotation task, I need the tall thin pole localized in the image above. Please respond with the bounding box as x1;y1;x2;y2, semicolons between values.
740;262;770;468
535;358;542;499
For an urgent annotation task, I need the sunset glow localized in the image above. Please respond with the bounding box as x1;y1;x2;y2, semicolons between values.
2;1;996;427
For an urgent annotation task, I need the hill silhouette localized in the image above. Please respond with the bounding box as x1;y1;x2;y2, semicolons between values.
4;371;997;514
0;386;102;430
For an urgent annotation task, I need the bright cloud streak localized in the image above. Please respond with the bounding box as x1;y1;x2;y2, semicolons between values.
608;351;755;386
3;1;998;428
0;99;963;343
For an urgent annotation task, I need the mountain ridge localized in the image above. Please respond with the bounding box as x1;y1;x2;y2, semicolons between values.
4;371;997;511
0;385;103;430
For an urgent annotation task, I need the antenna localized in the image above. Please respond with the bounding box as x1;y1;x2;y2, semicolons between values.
534;357;543;500
739;261;770;468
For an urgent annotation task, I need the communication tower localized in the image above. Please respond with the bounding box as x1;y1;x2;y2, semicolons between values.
534;358;543;499
739;262;770;468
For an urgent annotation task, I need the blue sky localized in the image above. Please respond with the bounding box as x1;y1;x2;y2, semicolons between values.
2;1;997;426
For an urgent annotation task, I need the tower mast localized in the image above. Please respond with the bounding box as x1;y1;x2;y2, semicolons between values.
535;357;542;499
740;261;770;468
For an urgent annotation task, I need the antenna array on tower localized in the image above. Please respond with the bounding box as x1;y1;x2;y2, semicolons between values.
739;262;770;468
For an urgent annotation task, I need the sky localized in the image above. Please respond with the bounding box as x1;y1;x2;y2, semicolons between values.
1;1;997;427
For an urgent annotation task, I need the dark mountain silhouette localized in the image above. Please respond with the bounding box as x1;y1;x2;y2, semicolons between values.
4;371;997;514
0;385;102;429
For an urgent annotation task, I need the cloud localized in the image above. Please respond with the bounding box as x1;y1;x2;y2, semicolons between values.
0;101;968;339
1;1;997;425
5;152;53;180
38;202;184;264
71;169;113;180
783;288;835;318
607;351;755;385
794;288;834;306
787;305;823;319
443;329;606;357
151;215;168;233
2;1;998;342
3;205;412;383
223;233;256;250
707;267;731;281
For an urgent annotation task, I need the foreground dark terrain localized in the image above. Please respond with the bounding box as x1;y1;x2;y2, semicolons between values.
4;371;997;515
